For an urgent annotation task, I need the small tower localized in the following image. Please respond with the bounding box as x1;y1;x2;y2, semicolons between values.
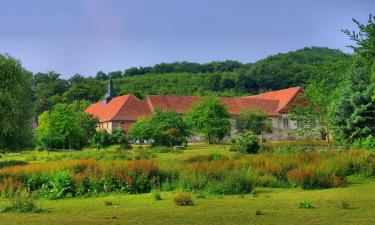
103;76;115;104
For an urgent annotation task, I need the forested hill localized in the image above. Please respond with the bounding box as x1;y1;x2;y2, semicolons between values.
114;47;351;97
31;47;352;115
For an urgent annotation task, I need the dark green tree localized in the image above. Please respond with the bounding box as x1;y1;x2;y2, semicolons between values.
329;61;375;145
0;54;34;149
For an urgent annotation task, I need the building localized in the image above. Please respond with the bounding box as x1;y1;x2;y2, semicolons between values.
85;78;304;141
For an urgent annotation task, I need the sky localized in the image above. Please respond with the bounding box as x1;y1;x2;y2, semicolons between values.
0;0;374;78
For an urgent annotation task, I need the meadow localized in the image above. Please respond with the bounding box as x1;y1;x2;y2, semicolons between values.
0;142;374;225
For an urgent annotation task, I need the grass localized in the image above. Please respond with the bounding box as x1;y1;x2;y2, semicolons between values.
0;142;375;224
0;176;374;224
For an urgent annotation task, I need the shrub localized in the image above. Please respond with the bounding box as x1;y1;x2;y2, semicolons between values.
152;190;162;201
173;193;194;206
299;201;314;209
341;201;351;209
353;135;375;150
207;168;254;194
104;200;113;206
91;130;112;149
48;171;76;199
2;190;42;213
236;131;260;154
112;126;132;150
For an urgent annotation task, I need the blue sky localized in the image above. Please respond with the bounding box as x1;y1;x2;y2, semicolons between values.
0;0;374;78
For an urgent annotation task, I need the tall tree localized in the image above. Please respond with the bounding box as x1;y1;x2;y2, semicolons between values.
185;97;231;144
0;54;34;149
329;60;375;145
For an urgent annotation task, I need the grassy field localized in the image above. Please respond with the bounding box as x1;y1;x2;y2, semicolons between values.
0;143;374;225
0;176;374;225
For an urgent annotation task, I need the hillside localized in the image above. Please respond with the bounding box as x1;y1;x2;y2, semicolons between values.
113;47;351;97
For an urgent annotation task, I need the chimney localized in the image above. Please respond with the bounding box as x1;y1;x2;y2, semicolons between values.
103;76;115;104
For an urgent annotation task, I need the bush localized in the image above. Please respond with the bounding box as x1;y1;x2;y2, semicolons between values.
152;190;162;201
173;193;194;206
299;201;314;209
91;130;112;149
353;135;375;150
236;131;260;154
2;190;42;213
112;126;132;150
48;171;76;199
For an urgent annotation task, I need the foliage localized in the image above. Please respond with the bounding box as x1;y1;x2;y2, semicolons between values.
236;109;272;135
48;171;76;199
1;190;42;213
91;130;112;149
152;190;162;201
128;118;154;145
299;201;314;209
111;126;132;150
36;103;94;149
329;61;375;145
129;110;189;147
236;131;260;154
149;110;189;147
173;193;194;206
342;14;375;65
353;135;375;150
0;54;34;150
185;97;231;144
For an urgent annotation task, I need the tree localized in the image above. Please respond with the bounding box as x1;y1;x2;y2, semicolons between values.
236;130;260;154
91;130;112;150
0;54;34;149
128;110;189;147
329;60;375;145
32;71;69;115
185;97;231;144
342;14;375;65
128;118;153;146
148;110;189;147
111;126;132;149
236;109;272;141
36;103;95;149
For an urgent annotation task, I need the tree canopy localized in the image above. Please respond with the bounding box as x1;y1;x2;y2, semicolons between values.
0;54;34;149
185;98;231;144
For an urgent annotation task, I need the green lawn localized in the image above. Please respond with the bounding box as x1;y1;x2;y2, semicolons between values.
1;144;375;225
0;176;374;225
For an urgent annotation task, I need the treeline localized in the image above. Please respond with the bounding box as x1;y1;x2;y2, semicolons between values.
30;47;352;115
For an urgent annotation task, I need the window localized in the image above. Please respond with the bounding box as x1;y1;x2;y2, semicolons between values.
283;118;289;128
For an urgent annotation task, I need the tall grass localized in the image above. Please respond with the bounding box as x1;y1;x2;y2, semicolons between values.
0;149;374;199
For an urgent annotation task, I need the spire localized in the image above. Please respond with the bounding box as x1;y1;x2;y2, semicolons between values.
103;76;115;104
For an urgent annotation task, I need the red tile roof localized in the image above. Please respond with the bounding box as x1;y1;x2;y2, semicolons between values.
220;97;280;116
85;94;152;122
147;95;200;114
243;86;303;113
85;87;303;123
